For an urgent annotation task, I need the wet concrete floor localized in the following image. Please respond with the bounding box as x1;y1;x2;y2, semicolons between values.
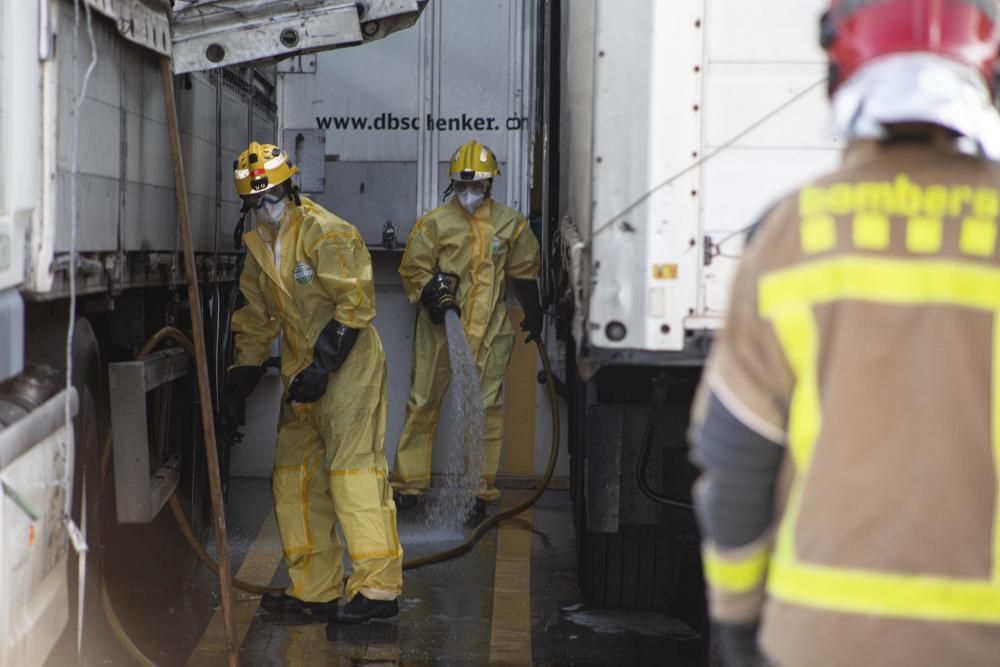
102;479;708;665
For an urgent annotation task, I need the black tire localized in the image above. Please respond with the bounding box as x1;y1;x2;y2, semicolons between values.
67;318;107;664
566;344;587;542
577;524;681;612
566;347;683;612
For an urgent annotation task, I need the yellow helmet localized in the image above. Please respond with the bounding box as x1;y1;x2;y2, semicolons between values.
449;140;500;182
233;141;298;196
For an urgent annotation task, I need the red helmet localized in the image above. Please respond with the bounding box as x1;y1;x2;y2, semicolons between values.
822;0;1000;94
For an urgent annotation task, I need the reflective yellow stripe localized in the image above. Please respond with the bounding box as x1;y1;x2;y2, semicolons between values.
960;217;998;257
759;256;1000;316
905;217;942;254
768;306;820;564
769;558;1000;624
800;215;837;254
852;212;890;250
759;255;1000;622
769;308;820;467
703;546;770;594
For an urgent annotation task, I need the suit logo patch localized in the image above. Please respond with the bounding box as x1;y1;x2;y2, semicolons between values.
492;238;503;254
294;260;315;284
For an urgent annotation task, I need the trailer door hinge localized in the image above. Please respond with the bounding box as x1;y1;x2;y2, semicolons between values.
703;235;718;266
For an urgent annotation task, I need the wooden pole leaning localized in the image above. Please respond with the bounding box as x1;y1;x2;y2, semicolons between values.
159;56;241;667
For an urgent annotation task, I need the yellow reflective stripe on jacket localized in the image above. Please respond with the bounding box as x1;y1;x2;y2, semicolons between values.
703;545;770;594
768;306;820;564
759;256;1000;315
759;254;1000;622
768;559;1000;624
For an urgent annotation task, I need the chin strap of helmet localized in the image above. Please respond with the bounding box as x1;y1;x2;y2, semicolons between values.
286;181;301;206
233;199;250;250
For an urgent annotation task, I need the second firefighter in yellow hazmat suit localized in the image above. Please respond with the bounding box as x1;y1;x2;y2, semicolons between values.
391;140;543;512
219;142;402;623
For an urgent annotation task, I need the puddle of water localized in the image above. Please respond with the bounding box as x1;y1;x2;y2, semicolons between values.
397;525;465;545
563;607;701;640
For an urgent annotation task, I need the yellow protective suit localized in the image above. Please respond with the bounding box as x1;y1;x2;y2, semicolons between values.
231;197;402;603
392;197;541;502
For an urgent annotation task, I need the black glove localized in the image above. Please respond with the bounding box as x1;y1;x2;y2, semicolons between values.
420;272;461;325
220;365;265;445
511;278;543;343
713;622;767;667
286;366;329;404
287;318;360;403
219;400;246;446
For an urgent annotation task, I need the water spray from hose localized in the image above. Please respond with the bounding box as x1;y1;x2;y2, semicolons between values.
420;311;486;530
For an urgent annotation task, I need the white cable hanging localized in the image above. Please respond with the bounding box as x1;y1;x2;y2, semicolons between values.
66;0;99;653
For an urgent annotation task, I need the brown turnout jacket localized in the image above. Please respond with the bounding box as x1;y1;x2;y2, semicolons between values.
704;135;1000;666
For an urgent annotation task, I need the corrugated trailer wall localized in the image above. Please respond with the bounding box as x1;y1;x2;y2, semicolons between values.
50;2;274;281
234;0;567;483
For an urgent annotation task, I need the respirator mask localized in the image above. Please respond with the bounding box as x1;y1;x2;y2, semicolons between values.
245;189;288;227
454;180;488;214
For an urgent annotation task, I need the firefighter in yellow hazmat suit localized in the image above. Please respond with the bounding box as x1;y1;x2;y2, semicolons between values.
391;140;543;512
220;141;402;623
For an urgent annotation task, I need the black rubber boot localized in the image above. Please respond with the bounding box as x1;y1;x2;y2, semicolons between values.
464;497;489;527
337;595;399;623
394;493;421;513
260;592;339;619
472;498;487;518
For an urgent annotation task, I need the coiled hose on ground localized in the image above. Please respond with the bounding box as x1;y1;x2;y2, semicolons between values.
99;326;561;664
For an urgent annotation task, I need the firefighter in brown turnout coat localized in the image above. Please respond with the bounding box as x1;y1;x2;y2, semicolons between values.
690;1;1000;665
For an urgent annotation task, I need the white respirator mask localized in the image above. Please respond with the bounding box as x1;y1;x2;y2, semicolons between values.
457;190;486;214
252;192;287;228
454;180;489;214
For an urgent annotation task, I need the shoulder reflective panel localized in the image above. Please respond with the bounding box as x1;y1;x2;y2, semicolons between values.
760;254;1000;623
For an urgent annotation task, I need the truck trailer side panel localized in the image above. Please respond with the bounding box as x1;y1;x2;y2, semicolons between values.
550;0;840;622
561;0;837;362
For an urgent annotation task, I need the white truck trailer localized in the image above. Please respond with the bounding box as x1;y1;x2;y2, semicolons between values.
0;2;425;664
549;0;839;614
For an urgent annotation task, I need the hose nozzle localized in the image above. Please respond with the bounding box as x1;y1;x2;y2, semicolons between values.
421;272;461;324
